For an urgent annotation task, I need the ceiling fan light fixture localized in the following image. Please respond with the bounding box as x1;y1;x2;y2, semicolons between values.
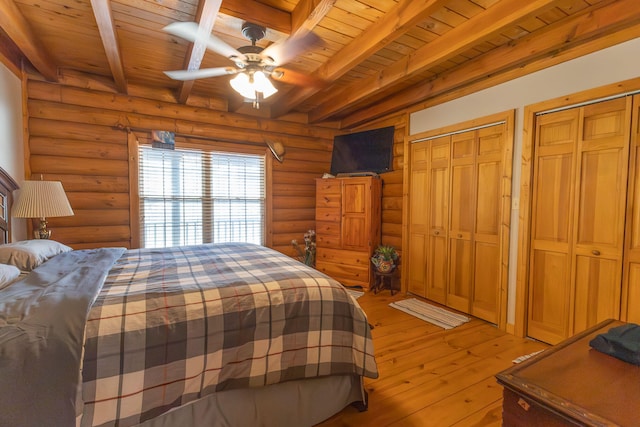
253;71;278;98
229;71;278;101
229;72;256;99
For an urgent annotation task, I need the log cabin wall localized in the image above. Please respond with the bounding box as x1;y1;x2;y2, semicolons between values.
24;76;336;255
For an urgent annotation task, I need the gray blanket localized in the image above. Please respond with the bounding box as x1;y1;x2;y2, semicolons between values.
0;248;125;427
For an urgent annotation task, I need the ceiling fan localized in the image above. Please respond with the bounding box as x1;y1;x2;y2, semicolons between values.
163;21;320;108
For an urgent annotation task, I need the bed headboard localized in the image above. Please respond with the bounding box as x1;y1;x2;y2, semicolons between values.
0;167;19;244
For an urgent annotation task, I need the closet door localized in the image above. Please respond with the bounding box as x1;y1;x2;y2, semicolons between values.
448;131;476;313
471;125;505;323
528;97;631;344
527;109;578;344
407;137;450;301
426;137;450;303
408;142;430;296
571;98;631;333
624;94;640;323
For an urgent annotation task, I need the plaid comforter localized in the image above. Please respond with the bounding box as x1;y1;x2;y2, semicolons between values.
80;243;377;427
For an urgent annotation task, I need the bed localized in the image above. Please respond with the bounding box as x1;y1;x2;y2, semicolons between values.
0;167;378;427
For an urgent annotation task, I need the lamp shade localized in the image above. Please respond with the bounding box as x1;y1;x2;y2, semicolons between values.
230;71;278;100
12;180;74;219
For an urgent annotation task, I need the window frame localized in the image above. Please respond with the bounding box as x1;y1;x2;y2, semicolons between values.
128;131;273;249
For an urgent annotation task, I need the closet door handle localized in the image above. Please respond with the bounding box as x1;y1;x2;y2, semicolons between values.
592;250;601;256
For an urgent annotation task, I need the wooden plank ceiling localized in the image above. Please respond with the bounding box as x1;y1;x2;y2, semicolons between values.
1;0;639;128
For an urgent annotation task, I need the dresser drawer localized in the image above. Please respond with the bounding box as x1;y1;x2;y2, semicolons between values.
316;207;341;222
316;180;341;194
316;193;341;209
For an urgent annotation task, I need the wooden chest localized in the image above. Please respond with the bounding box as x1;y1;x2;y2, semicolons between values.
496;319;640;426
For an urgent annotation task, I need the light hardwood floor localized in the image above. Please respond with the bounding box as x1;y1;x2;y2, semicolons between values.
318;290;549;426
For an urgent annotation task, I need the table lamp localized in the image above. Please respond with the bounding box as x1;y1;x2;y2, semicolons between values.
12;180;74;239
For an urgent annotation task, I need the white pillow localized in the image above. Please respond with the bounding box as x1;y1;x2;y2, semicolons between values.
0;264;21;289
0;240;72;271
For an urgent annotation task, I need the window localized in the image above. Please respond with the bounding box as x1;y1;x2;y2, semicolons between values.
139;146;265;248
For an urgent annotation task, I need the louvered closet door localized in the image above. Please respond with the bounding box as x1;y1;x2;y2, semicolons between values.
448;131;476;313
527;109;579;344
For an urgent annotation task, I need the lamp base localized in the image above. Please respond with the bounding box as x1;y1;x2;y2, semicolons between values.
34;218;51;239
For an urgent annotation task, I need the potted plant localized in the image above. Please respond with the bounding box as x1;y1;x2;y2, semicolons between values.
371;245;398;273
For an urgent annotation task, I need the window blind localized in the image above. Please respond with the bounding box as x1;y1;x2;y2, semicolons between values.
139;146;265;248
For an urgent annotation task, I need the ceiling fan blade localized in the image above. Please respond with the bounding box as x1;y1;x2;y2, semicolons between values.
163;21;245;61
164;67;238;81
261;30;321;66
271;68;325;88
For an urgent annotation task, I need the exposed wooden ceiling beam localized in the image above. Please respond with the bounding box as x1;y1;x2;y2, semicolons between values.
270;0;448;119
220;0;291;34
0;28;22;77
292;0;335;32
177;0;223;104
0;0;57;81
90;0;127;94
309;0;561;123
340;0;640;129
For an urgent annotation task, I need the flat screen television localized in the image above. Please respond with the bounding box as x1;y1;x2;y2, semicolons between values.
329;126;395;176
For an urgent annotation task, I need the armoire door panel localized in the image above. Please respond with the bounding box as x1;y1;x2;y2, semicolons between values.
528;249;571;344
573;255;621;333
343;217;367;249
472;241;499;323
343;183;366;214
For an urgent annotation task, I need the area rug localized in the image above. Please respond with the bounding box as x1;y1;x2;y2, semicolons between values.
512;349;545;364
389;298;470;329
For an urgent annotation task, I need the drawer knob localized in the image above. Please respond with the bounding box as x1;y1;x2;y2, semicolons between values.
457;233;462;238
434;230;439;235
592;250;601;256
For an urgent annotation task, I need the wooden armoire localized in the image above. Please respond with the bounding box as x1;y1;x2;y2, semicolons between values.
315;176;382;289
525;95;640;344
407;115;513;326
